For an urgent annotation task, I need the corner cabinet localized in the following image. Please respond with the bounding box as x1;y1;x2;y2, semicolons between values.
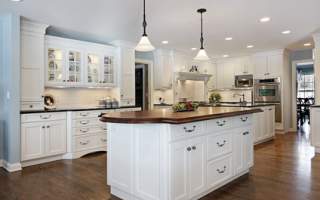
253;106;275;144
45;36;116;88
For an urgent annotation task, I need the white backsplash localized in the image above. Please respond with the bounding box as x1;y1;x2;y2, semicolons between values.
153;89;174;104
176;80;205;102
210;89;252;102
44;88;119;108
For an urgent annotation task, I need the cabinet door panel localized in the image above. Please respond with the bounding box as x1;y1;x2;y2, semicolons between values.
170;140;189;200
233;130;245;174
21;122;45;161
253;55;267;79
46;47;66;85
45;120;67;156
267;54;282;78
189;137;206;198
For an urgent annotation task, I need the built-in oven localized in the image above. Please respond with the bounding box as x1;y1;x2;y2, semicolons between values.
254;77;282;122
235;74;253;88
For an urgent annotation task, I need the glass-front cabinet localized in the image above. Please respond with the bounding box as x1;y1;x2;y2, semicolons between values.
45;36;116;88
47;48;65;85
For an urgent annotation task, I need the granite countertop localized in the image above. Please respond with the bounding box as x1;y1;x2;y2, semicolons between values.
100;107;262;124
20;105;140;114
201;102;278;108
154;103;173;106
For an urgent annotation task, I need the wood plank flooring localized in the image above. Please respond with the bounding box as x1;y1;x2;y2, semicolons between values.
1;131;319;200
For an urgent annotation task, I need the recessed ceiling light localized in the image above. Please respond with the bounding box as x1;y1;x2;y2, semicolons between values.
304;43;312;47
247;45;254;48
10;0;23;2
225;37;233;41
223;54;229;58
161;40;168;44
191;48;197;51
259;17;271;23
281;30;291;34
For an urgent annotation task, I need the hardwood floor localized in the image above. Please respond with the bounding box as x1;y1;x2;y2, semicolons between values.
1;131;319;200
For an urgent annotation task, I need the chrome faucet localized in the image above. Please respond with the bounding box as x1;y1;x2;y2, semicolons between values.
233;93;246;104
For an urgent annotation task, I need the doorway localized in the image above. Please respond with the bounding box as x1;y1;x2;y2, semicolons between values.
135;63;149;110
292;60;315;135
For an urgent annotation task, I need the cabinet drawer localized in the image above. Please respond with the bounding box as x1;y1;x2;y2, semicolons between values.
72;125;106;136
74;133;107;152
206;117;233;132
170;122;204;141
235;115;252;127
207;132;232;161
207;154;233;188
72;110;112;119
72;118;103;127
21;112;66;123
21;101;43;111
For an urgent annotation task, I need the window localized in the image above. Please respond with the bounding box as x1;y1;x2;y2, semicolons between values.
297;71;314;98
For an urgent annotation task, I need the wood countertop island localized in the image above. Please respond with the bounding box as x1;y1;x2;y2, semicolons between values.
100;107;262;124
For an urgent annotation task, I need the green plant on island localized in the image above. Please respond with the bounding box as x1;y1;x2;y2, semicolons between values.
209;92;222;104
172;102;199;112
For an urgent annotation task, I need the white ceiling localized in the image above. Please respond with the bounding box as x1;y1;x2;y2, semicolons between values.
1;0;320;57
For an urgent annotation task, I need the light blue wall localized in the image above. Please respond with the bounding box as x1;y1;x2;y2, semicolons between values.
0;13;21;164
290;49;313;62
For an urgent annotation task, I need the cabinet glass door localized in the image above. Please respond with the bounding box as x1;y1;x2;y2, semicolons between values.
102;56;114;84
87;54;100;84
48;48;64;83
67;51;81;83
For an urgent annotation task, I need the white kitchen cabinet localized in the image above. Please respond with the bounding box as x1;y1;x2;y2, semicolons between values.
45;36;116;88
253;106;275;144
252;55;268;79
112;41;136;106
154;49;174;89
20;19;48;110
21;112;67;162
267;54;283;78
252;51;284;79
233;127;253;175
233;57;254;76
216;62;235;89
311;107;320;153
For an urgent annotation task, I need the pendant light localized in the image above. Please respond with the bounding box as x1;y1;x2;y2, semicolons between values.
194;8;210;60
135;0;155;52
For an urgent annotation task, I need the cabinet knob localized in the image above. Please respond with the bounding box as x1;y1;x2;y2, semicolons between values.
192;146;196;150
42;126;45;129
187;147;192;151
242;131;249;135
46;125;50;128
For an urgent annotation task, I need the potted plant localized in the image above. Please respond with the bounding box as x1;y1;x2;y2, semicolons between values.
209;92;222;106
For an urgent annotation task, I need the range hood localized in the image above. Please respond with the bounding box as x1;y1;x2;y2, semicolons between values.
175;72;212;82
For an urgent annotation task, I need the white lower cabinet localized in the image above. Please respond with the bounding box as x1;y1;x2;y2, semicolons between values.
253;106;275;144
21;113;67;162
311;107;320;153
107;114;254;200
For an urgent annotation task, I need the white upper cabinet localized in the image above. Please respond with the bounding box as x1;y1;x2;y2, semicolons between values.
233;57;254;76
45;36;116;88
216;61;235;89
252;50;284;79
154;49;174;89
20;19;49;110
252;54;268;79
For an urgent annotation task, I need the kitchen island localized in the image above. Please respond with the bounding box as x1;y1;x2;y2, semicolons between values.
100;107;261;200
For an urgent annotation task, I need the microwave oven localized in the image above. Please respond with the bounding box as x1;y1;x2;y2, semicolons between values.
235;75;253;88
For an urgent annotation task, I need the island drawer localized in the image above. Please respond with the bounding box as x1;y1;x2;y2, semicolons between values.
170;121;204;141
207;131;233;161
21;112;66;123
235;115;252;127
207;154;233;188
206;117;233;132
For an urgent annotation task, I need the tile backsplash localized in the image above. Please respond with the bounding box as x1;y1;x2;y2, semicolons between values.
44;88;119;108
210;89;253;102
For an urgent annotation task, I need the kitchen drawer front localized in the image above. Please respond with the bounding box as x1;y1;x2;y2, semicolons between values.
206;117;233;132
72;110;112;119
170;121;204;141
21;101;43;111
21;112;66;123
73;133;107;152
72;118;103;127
207;131;233;161
235;115;252;127
72;126;106;136
207;154;233;188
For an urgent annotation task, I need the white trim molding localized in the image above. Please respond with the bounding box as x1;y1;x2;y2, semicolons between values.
313;33;320;46
3;160;22;172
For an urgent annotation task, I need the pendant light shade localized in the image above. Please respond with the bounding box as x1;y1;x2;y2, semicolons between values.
135;0;155;52
194;8;210;61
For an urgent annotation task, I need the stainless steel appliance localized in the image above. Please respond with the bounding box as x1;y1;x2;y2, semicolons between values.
235;75;253;88
254;77;281;122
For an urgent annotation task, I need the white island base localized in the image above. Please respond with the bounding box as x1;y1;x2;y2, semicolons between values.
106;114;254;200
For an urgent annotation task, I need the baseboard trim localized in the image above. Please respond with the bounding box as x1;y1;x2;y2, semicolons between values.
3;160;22;172
287;128;297;132
21;155;63;167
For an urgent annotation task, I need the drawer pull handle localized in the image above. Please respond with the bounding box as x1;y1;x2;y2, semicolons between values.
187;147;192;151
80;112;89;117
80;128;89;133
46;125;50;128
216;140;227;147
217;166;227;174
268;108;272;111
240;117;248;122
42;126;45;129
40;115;51;119
101;127;107;131
80;120;89;125
216;120;226;127
192;146;196;150
101;138;107;142
242;131;249;136
80;141;90;145
184;125;196;133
